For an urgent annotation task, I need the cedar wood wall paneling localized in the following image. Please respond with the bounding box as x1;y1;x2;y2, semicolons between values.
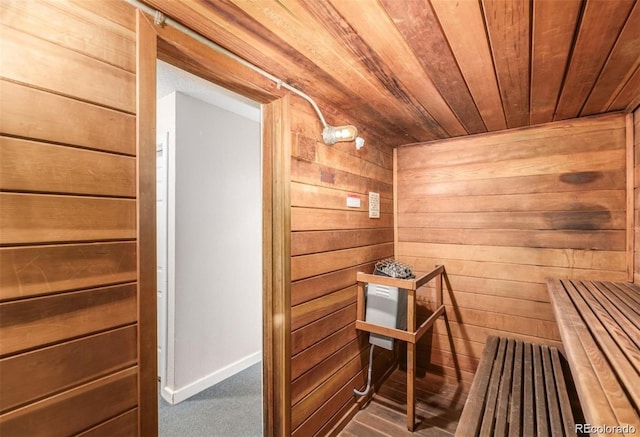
635;107;640;283
0;1;139;435
289;96;395;436
396;113;628;383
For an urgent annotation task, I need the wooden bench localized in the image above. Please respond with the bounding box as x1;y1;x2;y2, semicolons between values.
547;279;640;432
455;336;577;437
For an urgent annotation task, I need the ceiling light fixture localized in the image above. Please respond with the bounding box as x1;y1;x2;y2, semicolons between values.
322;125;357;145
321;125;365;149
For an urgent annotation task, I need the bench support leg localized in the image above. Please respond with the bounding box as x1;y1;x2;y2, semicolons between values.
407;288;416;431
407;343;416;431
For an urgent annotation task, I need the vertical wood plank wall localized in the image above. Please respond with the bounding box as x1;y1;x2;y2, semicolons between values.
396;113;629;383
289;97;396;436
0;1;140;434
635;107;640;283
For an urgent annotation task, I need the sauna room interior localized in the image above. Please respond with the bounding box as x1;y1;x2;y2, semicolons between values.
0;0;639;436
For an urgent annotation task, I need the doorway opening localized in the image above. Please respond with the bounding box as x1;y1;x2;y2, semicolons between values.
137;12;291;436
155;59;263;434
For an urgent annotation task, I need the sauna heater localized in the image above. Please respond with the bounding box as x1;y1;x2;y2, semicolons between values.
364;259;414;350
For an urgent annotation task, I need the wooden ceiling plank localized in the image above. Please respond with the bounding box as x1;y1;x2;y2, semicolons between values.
227;0;438;141
555;0;635;121
482;0;532;129
376;0;485;135
144;0;411;143
530;0;582;125
609;64;640;112
430;0;507;132
324;0;469;138
582;2;640;116
302;0;454;139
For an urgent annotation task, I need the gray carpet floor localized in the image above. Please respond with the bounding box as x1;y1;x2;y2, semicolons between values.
159;363;263;437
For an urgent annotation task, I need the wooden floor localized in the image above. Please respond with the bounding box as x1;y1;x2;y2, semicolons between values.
339;369;468;437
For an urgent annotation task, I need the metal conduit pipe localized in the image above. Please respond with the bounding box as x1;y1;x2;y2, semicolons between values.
124;0;329;128
353;344;375;397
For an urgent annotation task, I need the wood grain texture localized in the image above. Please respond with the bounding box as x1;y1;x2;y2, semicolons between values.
555;0;635;120
0;0;135;72
76;409;138;437
0;137;136;197
429;0;506;131
142;0;637;145
0;326;137;413
0;368;138;437
455;337;574;437
0;80;136;155
1;24;135;112
482;0;531;128
288;89;394;435
379;0;485;134
292;334;366;405
397;113;628;381
262;95;293;437
226;0;426;142
0;193;136;245
582;2;640;116
292;243;393;281
155;21;279;104
615;64;640;112
530;0;582;124
147;0;411;143
0;283;137;356
398;116;626;171
62;0;136;31
292;303;356;355
628;113;635;280
635;108;640;284
548;279;640;428
319;0;465;138
0;242;136;301
0;2;140;436
135;10;158;437
292;228;393;256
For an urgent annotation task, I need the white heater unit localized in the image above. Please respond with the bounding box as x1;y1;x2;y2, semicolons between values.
365;283;407;350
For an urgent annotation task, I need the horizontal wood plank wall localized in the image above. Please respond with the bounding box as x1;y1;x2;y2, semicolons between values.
289;96;395;435
396;113;628;384
634;107;640;283
0;1;139;435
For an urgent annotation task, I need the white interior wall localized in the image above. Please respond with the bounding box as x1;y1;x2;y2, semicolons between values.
157;69;262;404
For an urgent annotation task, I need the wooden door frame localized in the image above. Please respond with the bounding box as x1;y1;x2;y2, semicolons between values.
136;11;291;436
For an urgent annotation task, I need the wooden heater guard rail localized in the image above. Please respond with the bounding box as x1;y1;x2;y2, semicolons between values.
355;264;446;431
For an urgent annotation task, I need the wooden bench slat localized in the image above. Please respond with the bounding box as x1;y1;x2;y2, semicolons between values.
610;281;640;306
550;347;576;436
494;339;515;437
548;279;620;425
508;340;523;437
522;342;535;437
592;282;640;347
568;281;640;408
549;279;640;429
479;337;507;437
541;346;563;436
598;282;640;333
455;335;500;436
533;344;550;437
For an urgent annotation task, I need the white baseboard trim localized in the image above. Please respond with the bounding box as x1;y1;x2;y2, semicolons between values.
162;351;262;404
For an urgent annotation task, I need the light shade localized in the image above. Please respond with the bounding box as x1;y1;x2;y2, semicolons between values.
322;125;358;145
